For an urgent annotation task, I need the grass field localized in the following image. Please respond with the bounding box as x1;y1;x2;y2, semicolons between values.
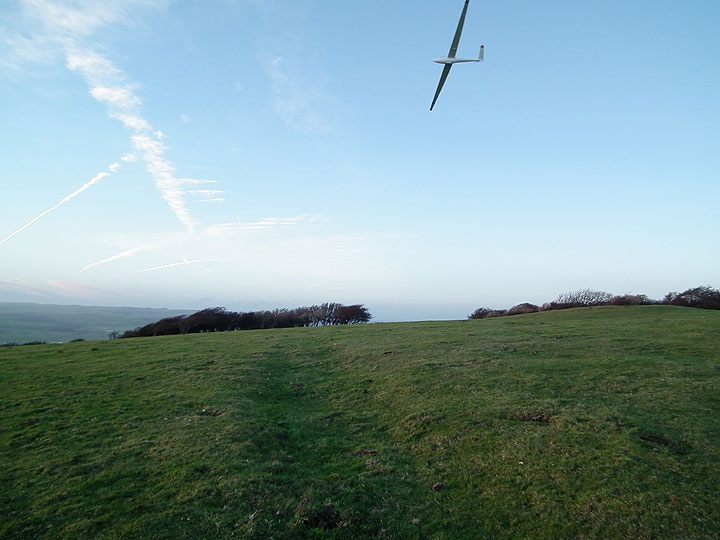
1;306;718;539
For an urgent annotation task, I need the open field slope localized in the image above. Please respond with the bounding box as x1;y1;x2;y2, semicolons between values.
0;303;193;344
1;306;718;539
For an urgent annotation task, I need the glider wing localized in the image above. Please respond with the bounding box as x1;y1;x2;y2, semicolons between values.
448;0;470;58
430;64;453;111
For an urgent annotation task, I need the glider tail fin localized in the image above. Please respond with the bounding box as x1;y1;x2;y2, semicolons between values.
478;45;485;61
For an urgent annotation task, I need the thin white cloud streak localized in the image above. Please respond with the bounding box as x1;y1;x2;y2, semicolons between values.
79;231;207;273
79;243;153;272
189;188;226;203
0;163;119;246
179;178;219;186
205;214;320;236
129;258;224;275
80;214;319;272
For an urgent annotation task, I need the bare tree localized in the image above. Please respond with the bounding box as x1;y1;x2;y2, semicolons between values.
316;302;342;325
548;289;613;309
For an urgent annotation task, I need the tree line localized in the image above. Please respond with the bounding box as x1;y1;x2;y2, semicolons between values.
469;285;720;320
117;303;372;338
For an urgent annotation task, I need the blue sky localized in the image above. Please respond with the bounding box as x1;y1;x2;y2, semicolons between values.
1;0;719;321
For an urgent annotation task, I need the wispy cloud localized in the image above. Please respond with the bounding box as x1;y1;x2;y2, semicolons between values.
0;279;52;297
65;49;123;82
266;55;338;134
90;86;141;109
23;0;168;38
205;214;320;236
0;162;119;246
187;190;224;197
245;2;340;134
187;189;226;203
127;133;199;229
2;1;361;298
1;1;152;71
66;49;218;231
80;214;320;273
109;112;152;132
0;31;55;72
45;279;105;299
2;2;223;233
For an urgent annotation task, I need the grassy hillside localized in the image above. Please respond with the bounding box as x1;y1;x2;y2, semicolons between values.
0;303;193;344
1;306;718;539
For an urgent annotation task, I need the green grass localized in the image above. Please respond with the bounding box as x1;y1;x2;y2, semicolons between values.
1;306;718;539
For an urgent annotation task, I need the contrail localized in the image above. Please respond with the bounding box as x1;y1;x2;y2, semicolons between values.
79;244;149;273
129;258;223;275
66;50;224;231
4;0;225;260
0;164;119;246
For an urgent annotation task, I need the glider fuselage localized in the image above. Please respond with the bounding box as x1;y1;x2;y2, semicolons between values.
433;57;480;65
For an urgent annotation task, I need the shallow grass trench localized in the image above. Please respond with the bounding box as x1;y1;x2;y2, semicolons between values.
1;306;719;539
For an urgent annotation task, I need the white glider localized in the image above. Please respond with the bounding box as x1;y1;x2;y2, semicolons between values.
430;0;484;111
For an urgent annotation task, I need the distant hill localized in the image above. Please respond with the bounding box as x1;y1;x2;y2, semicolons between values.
0;302;194;344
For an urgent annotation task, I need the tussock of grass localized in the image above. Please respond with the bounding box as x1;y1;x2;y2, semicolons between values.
1;306;719;539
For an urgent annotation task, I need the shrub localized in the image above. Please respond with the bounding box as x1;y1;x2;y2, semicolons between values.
608;294;653;306
120;303;373;338
543;289;613;310
181;307;234;333
506;303;539;316
468;308;505;319
468;308;493;319
333;305;372;325
664;286;720;310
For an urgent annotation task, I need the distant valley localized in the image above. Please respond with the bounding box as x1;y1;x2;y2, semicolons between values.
0;302;194;344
